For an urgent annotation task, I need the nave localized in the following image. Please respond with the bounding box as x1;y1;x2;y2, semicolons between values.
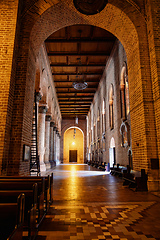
35;164;160;240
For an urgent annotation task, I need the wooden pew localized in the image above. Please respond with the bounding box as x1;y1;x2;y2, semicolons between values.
0;193;25;240
0;183;37;240
0;173;53;209
110;164;126;178
98;162;106;171
123;169;148;191
0;179;45;226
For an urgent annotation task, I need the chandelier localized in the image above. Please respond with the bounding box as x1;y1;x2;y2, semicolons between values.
72;58;88;90
72;79;88;90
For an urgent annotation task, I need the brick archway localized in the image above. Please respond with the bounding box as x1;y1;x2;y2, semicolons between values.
6;0;158;185
30;0;157;170
27;0;157;174
63;127;84;163
61;119;87;163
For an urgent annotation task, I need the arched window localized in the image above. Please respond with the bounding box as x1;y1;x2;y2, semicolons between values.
109;84;114;130
109;137;116;167
120;122;130;148
128;148;133;169
102;98;106;133
93;114;96;141
120;62;130;120
97;108;100;137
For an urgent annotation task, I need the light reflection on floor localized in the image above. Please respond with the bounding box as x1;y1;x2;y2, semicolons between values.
53;164;110;179
36;164;160;240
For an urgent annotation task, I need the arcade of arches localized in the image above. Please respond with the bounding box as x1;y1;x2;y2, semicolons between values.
0;0;160;192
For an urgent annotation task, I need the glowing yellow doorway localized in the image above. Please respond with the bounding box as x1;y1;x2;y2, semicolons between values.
63;127;84;163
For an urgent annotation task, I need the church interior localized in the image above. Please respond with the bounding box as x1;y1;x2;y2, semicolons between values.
0;0;160;239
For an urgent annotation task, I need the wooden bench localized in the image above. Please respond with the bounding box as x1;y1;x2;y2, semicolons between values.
0;193;25;240
123;169;148;191
98;162;106;171
93;161;99;168
110;164;126;177
0;173;53;209
0;184;37;240
0;179;45;225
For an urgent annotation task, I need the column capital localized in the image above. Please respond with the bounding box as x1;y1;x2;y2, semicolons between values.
50;121;55;127
35;91;42;102
39;105;48;114
46;115;52;122
53;126;57;131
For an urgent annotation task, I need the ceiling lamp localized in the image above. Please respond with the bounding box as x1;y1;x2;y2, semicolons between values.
75;116;78;124
72;80;88;90
72;58;88;90
73;0;108;15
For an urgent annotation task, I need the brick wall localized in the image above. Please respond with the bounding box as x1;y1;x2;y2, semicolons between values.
88;41;130;167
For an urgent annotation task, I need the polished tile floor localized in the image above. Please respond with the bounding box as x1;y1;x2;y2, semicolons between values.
36;164;160;240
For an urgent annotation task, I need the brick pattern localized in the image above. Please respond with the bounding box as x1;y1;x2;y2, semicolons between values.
36;202;156;240
34;164;160;239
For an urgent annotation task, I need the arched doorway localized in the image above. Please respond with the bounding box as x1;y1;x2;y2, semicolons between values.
63;127;84;164
109;137;115;168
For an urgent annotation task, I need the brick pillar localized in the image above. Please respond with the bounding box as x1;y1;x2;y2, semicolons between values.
145;0;160;190
0;0;20;174
49;122;55;165
44;115;52;170
38;105;47;172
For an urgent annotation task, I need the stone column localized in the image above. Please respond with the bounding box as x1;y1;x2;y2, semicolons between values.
44;115;52;170
53;126;57;165
59;134;61;163
49;122;55;166
38;105;47;172
57;132;60;165
56;130;60;165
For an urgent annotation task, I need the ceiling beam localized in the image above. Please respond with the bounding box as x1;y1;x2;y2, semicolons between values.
59;103;91;105
58;97;93;99
52;72;103;75
55;86;97;89
48;52;109;56
57;91;95;94
57;95;94;99
50;63;106;67
54;79;100;83
61;111;88;115
60;107;89;109
62;113;87;115
45;38;115;43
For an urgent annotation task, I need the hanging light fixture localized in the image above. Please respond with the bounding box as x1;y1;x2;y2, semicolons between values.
73;128;76;139
75;116;78;124
72;58;88;90
73;0;108;15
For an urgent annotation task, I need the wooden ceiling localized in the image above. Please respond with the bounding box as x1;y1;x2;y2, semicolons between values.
45;25;116;120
